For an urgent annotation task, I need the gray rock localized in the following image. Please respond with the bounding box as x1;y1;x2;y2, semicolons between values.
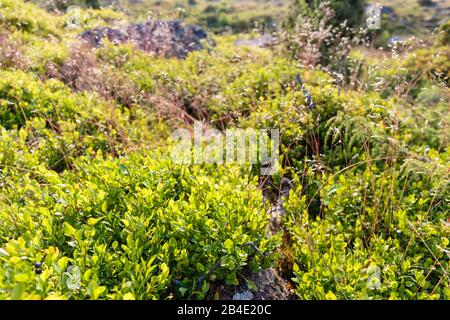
234;34;276;48
80;20;213;59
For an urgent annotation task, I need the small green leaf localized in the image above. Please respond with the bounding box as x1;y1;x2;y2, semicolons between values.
83;269;92;282
201;281;210;293
57;257;69;270
225;273;239;286
88;217;102;225
224;239;233;251
123;292;135;300
160;263;169;277
87;280;106;300
179;287;188;297
14;273;29;283
325;291;337;300
11;283;25;300
246;280;257;291
63;222;77;237
119;164;129;175
9;256;21;265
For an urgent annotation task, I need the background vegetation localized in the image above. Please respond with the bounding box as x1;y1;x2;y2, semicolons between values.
0;0;448;299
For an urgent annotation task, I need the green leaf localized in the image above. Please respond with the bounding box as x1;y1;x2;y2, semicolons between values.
63;222;77;237
101;202;107;213
119;164;129;175
179;287;188;297
246;280;257;291
123;292;135;300
57;257;69;271
325;291;337;300
14;273;29;283
196;263;204;272
224;239;234;251
11;283;25;300
201;281;210;293
84;269;92;282
225;273;239;286
9;256;21;265
160;263;169;277
87;280;106;300
95;286;106;299
0;248;10;257
88;217;102;225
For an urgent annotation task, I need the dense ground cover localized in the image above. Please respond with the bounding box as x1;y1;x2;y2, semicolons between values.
0;0;448;299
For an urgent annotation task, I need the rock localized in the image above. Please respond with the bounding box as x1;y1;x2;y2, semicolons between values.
80;20;212;59
234;34;276;48
248;268;295;300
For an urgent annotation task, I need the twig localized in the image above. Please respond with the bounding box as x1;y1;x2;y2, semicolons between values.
195;258;222;289
242;242;270;257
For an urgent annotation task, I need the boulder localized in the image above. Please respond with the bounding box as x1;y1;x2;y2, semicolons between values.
80;20;212;59
234;34;276;48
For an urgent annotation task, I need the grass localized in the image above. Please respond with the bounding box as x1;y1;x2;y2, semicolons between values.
0;0;448;300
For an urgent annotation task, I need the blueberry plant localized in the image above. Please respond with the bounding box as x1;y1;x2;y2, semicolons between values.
0;0;448;300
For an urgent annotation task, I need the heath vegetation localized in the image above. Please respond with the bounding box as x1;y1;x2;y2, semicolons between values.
0;0;448;300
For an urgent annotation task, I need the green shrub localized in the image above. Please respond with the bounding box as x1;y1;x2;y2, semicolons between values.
0;153;278;299
438;19;450;46
286;0;366;29
284;157;449;299
0;0;448;301
0;70;166;171
0;0;63;37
